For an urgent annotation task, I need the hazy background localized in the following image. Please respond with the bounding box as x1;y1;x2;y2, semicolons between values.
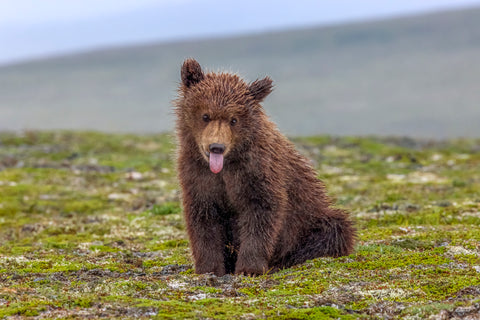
1;0;480;138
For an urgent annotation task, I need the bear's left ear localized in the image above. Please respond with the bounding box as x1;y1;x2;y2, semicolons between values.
181;58;205;88
248;77;273;102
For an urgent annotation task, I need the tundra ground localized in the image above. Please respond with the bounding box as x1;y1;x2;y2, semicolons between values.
0;131;479;319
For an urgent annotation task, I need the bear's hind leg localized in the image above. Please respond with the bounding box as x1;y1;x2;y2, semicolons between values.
277;209;355;269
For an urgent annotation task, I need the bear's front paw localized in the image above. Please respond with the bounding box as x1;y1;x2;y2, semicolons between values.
235;259;269;276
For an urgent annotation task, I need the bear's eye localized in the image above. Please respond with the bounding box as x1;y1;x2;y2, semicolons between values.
230;118;237;126
202;114;210;122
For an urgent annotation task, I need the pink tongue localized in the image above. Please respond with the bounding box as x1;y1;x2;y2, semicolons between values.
209;153;224;174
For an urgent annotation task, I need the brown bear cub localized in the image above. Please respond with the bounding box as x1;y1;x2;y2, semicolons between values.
174;59;355;276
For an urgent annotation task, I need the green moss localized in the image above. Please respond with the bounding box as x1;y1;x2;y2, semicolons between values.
401;303;455;318
192;286;222;294
270;306;357;320
390;238;434;250
345;250;451;270
420;274;480;300
150;202;182;216
1;131;480;319
454;254;480;264
137;300;198;319
237;287;265;297
0;301;48;317
72;297;95;308
356;244;404;255
347;301;370;311
62;198;108;214
158;239;189;250
14;258;97;274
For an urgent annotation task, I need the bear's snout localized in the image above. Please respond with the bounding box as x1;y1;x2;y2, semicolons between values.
209;143;225;154
200;120;232;160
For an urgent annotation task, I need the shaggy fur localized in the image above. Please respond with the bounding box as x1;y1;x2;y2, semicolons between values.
174;59;355;276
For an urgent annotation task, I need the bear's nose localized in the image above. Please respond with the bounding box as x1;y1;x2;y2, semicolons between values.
209;143;225;154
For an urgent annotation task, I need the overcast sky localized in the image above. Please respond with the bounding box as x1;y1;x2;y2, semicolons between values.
1;0;480;65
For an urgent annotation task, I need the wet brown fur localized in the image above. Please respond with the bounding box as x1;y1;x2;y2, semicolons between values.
174;59;355;276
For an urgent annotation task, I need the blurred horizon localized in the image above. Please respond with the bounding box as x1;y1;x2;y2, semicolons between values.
1;2;480;139
1;0;480;66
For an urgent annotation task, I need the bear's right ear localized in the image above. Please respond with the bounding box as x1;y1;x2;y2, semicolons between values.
181;59;205;88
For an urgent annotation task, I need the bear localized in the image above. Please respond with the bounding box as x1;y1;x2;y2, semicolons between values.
174;58;355;276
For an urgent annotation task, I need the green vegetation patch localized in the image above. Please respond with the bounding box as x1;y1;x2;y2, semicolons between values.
1;131;479;319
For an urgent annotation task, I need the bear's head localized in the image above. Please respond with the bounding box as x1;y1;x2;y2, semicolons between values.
175;58;273;174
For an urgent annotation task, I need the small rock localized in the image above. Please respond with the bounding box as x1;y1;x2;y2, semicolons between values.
404;203;421;212
429;309;449;320
160;264;191;275
339;175;360;182
223;286;240;297
387;174;406;182
218;274;234;283
446;246;476;256
167;280;188;289
321;165;343;175
39;194;59;200
1;156;18;167
21;224;43;233
436;200;452;207
154;180;168;188
66;152;79;160
398;227;411;233
454;306;477;317
108;193;130;201
1;181;18;186
189;293;208;301
407;172;447;184
161;167;170;174
126;171;143;180
385;156;396;163
456;154;470;160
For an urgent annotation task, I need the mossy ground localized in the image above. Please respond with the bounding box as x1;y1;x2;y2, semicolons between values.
1;131;479;319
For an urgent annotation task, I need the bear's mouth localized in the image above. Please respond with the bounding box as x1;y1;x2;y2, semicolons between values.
204;151;224;174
